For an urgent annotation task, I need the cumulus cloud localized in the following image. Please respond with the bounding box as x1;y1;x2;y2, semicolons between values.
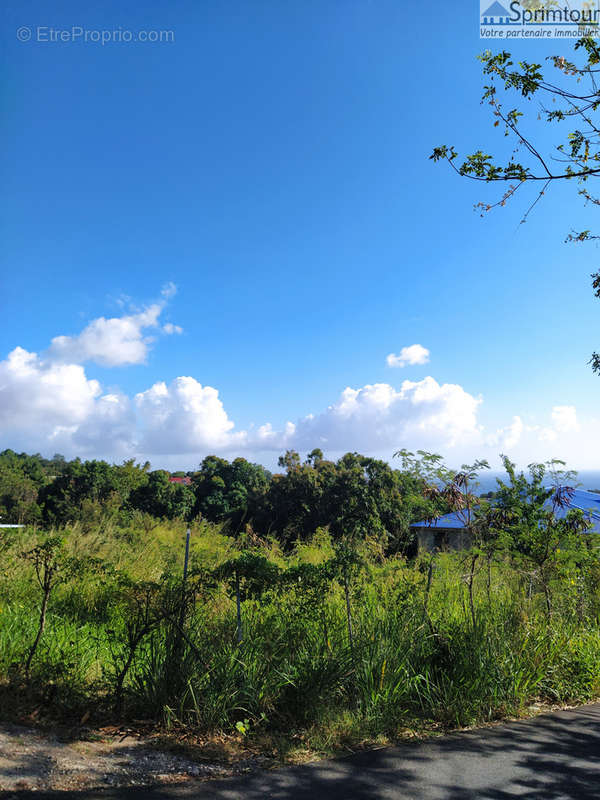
386;344;430;368
47;305;163;367
487;416;524;451
0;347;101;429
551;405;579;433
484;406;587;460
0;342;486;463
479;404;600;470
0;301;595;469
135;377;246;454
70;393;136;453
126;376;482;458
0;346;134;455
534;405;580;443
286;378;481;453
46;285;180;367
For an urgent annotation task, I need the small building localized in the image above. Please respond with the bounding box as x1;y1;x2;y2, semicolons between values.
412;510;475;553
411;489;600;552
168;476;192;486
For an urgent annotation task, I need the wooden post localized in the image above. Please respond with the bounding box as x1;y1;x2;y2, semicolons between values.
235;569;243;644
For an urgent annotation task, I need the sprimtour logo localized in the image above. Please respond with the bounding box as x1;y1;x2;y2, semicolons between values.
480;1;600;38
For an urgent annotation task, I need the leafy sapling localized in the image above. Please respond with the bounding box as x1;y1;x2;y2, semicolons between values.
22;536;65;679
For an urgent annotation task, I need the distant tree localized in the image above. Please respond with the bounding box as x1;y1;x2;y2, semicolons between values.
48;453;67;476
192;456;270;528
115;458;151;498
40;458;151;524
265;450;420;551
0;467;41;525
0;450;47;524
130;470;194;520
265;451;337;544
485;456;590;616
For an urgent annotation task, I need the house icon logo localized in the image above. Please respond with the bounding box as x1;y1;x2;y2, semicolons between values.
481;1;513;25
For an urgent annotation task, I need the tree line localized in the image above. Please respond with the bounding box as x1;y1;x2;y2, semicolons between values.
0;448;440;552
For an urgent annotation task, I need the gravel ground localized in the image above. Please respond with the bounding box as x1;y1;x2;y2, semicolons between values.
0;722;261;792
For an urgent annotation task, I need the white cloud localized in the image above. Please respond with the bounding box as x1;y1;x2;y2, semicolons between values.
0;346;134;455
504;417;524;450
48;305;163;367
386;344;430;368
125;376;482;458
483;404;600;470
70;393;135;453
163;323;183;335
1;305;597;470
537;427;558;443
46;286;180;367
483;406;591;465
534;405;580;444
551;405;579;433
135;377;246;454
283;377;482;454
0;344;486;462
161;282;177;300
487;416;524;450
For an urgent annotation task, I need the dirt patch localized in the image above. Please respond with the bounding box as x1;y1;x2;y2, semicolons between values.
0;700;588;793
0;722;265;792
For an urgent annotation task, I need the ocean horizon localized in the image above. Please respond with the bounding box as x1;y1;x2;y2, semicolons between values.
475;470;600;494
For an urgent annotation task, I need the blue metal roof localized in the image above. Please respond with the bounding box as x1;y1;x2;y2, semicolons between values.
412;509;472;530
411;489;600;534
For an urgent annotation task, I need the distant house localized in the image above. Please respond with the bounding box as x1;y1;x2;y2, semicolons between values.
168;476;192;486
481;1;512;24
412;510;474;553
411;489;600;552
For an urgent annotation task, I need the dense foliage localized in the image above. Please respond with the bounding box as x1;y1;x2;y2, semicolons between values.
2;454;600;756
0;448;432;553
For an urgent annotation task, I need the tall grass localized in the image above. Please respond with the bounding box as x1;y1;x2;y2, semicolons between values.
2;519;600;753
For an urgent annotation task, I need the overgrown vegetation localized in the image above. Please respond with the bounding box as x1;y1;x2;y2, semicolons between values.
1;449;600;758
0;449;433;554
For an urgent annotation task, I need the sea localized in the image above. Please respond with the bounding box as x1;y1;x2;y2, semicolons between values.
475;470;600;494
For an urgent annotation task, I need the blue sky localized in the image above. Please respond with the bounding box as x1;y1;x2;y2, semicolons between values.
1;0;599;470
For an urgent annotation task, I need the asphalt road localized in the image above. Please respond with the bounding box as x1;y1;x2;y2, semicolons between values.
6;703;600;800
